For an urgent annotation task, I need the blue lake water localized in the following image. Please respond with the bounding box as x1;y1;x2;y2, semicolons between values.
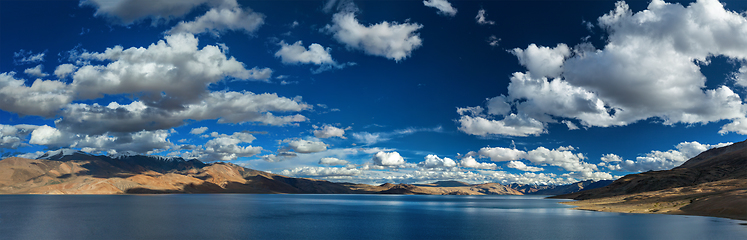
0;194;745;240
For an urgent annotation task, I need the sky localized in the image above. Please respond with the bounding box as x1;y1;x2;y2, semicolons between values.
3;0;747;185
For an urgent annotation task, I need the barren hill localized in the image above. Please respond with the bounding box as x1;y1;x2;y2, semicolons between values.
553;140;747;220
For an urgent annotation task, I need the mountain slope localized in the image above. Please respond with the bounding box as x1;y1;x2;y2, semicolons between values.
553;140;747;220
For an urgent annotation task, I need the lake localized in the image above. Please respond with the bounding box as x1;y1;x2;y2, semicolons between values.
0;194;745;239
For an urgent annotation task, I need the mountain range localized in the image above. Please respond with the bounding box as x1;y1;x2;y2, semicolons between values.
3;139;745;220
0;150;604;195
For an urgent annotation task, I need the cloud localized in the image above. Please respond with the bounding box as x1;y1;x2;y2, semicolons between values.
506;160;544;172
175;131;261;161
423;0;457;17
283;139;329;153
0;124;37;149
418;154;457;168
167;6;264;36
56;91;309;135
24;65;48;77
28;124;175;154
475;9;495;25
16;151;45;159
199;131;261;160
457;113;546;137
478;147;526;162
524;146;596;172
274;41;353;73
54;64;77;79
29;125;65;146
562;120;579;130
458;156;497;170
261;152;297;162
324;12;423;61
74;130;174;154
276;41;335;65
313;124;346;139
511;44;571;79
352;132;388;145
319;157;349;166
0;72;73;117
322;0;356;13
190;127;208;135
352;126;441;145
13;50;45;65
606;141;732;172
478;145;601;173
319;167;581;186
600;153;623;163
487;35;500;47
372;151;405;166
458;0;747;137
80;0;238;25
280;166;361;177
72;33;272;109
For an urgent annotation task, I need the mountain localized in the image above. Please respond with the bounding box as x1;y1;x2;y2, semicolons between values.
510;180;613;195
0;151;521;195
553;140;747;220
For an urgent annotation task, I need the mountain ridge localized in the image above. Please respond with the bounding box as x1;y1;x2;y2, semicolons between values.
552;139;747;220
0;150;610;196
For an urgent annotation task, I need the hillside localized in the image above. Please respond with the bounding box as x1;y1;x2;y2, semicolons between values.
0;152;522;195
553;140;747;220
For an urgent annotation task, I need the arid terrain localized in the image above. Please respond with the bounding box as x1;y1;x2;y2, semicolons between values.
0;151;528;195
554;140;747;220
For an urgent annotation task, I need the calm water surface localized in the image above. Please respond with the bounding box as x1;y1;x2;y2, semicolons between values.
1;194;745;240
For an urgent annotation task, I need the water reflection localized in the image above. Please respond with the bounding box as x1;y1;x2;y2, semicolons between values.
0;194;745;240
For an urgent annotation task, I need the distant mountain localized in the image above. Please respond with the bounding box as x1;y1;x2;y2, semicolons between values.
553;140;747;220
0;151;520;196
510;180;613;195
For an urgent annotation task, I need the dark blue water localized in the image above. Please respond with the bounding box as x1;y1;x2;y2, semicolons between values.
0;194;745;240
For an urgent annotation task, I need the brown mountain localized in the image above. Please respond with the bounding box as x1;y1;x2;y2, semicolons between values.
553;140;747;220
0;152;520;196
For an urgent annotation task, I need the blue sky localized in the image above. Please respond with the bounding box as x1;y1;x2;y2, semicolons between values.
3;0;747;185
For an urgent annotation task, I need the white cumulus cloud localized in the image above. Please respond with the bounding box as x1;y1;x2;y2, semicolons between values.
24;65;48;78
167;6;264;36
458;0;747;137
372;151;405;166
313;125;346;139
458;156;497;169
418;154;457;169
324;12;423;61
54;64;77;79
0;72;73;117
506;161;544;172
